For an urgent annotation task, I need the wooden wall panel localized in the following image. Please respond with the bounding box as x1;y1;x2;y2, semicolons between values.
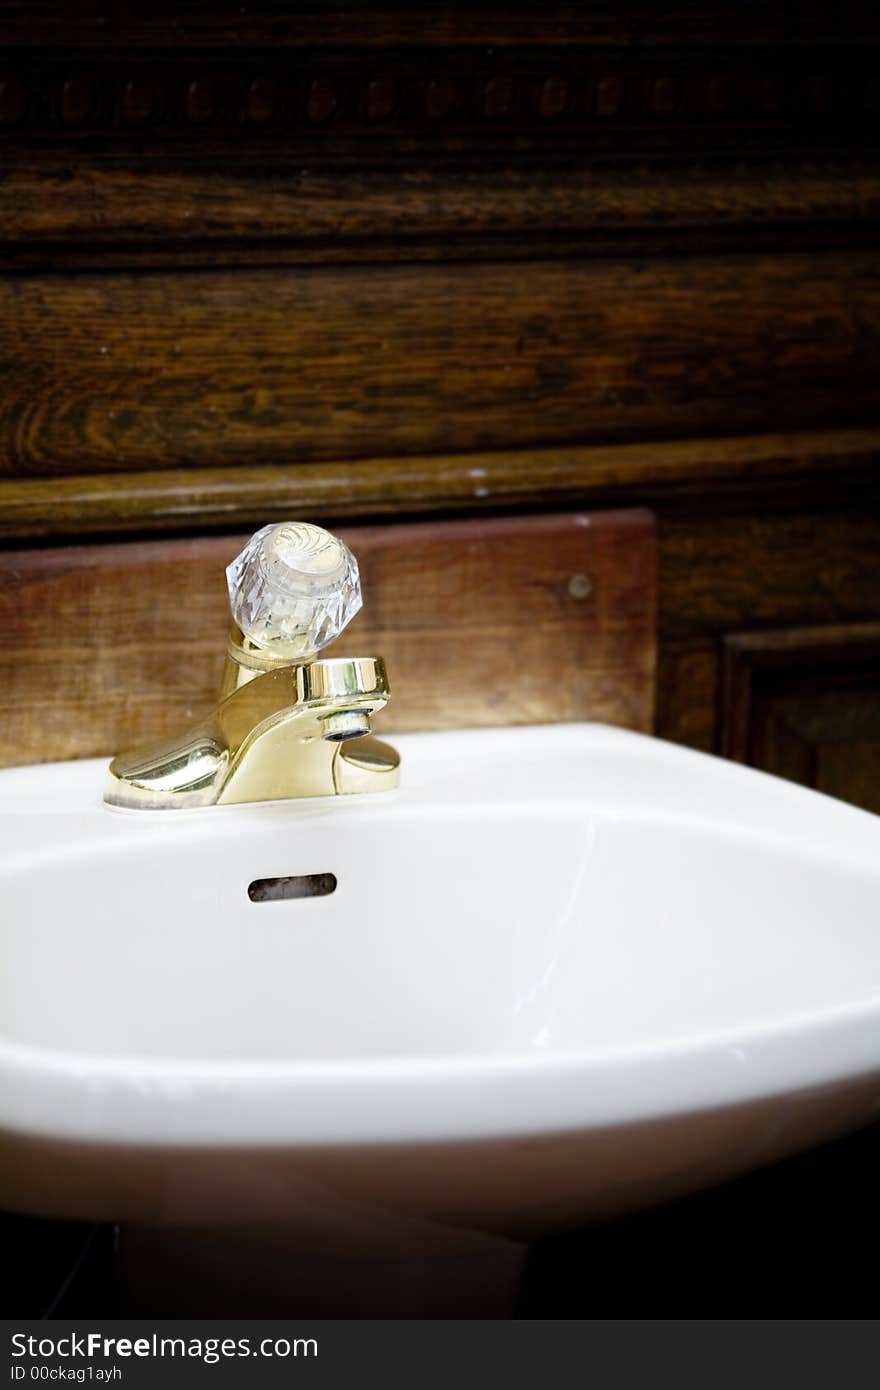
2;252;880;478
656;509;880;757
659;509;880;641
718;624;880;815
0;509;656;766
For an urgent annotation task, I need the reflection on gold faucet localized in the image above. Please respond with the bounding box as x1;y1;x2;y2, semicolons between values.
104;524;399;810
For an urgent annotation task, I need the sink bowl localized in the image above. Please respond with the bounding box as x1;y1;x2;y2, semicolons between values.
1;723;879;1310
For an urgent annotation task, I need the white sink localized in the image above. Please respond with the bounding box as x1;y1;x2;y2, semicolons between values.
1;724;879;1309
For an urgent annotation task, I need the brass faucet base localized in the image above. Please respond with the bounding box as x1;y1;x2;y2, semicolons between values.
217;734;399;805
105;651;398;810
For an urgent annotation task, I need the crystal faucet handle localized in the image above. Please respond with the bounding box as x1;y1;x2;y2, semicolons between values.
226;521;363;659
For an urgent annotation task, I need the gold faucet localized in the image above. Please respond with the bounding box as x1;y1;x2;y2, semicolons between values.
104;523;399;809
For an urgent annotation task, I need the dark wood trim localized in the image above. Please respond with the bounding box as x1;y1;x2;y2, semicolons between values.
2;6;879;51
660;511;880;643
719;623;880;761
1;11;878;272
656;507;880;757
3;159;878;270
1;46;875;150
1;428;878;544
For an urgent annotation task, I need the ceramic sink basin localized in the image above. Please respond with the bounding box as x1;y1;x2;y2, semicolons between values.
1;723;879;1261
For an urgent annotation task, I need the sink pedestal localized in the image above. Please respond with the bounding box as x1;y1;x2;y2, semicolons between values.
118;1225;528;1318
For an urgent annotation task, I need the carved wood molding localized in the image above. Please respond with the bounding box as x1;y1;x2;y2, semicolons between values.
0;48;877;152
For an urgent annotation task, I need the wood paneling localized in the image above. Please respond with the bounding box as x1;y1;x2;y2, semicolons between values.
2;6;878;275
719;624;880;814
659;510;880;641
3;253;880;479
2;5;877;50
5;161;877;270
656;508;880;754
0;509;656;767
1;48;875;152
1;428;877;543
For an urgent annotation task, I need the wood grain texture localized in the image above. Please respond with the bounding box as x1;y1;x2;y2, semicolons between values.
0;510;657;766
2;5;877;49
3;253;880;479
655;508;880;754
1;427;877;543
654;638;720;754
3;160;878;270
659;510;880;641
719;624;880;813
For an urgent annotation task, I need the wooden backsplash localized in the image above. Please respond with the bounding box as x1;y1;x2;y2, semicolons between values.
0;510;656;766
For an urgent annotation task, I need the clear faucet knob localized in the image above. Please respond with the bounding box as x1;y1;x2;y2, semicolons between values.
226;521;362;659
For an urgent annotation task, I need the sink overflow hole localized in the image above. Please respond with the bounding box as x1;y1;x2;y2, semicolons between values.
248;873;337;903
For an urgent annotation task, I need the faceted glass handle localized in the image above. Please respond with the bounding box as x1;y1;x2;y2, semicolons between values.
226;522;362;659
